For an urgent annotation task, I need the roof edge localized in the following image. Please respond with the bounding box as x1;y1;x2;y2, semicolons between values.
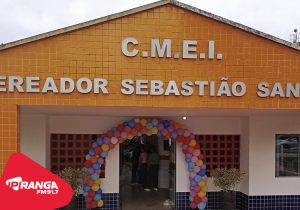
171;0;300;51
0;0;171;51
0;0;300;51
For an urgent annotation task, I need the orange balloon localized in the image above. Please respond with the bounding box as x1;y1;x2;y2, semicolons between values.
86;179;94;186
130;128;137;135
189;139;197;147
141;128;148;134
90;156;97;163
187;146;194;154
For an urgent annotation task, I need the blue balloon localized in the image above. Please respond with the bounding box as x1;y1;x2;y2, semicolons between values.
83;185;90;192
92;142;98;148
157;132;162;137
146;123;153;130
94;194;102;201
96;138;104;145
152;118;159;126
89;149;96;156
96;189;102;194
91;173;100;180
168;126;174;132
197;202;206;210
177;129;184;135
186;153;192;159
128;120;135;128
104;137;110;144
92;163;100;170
171;132;177;139
195;175;202;182
188;162;195;168
101;151;108;158
163;120;170;128
114;131;120;137
189;196;194;202
199;169;206;176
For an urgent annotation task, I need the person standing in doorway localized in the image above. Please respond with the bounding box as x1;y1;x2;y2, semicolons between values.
131;144;140;183
148;146;160;191
138;147;148;190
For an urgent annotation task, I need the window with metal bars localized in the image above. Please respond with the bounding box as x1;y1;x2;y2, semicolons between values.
195;135;240;177
50;133;105;178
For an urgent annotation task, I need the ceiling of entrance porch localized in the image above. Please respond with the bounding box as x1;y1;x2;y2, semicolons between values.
20;105;300;117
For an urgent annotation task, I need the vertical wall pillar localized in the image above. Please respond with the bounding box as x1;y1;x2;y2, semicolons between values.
0;104;19;175
240;117;250;193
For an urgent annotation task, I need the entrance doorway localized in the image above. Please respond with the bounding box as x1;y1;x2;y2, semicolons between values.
119;135;176;210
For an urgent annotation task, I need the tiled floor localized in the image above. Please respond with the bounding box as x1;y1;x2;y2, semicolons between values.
120;162;173;210
121;184;172;210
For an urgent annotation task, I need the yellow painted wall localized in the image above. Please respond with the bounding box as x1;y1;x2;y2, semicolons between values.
0;4;300;173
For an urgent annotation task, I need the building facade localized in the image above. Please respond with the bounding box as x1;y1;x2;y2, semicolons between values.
1;0;300;209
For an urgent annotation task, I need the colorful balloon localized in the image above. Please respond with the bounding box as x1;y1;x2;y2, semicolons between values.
84;117;208;209
101;144;109;151
197;202;206;210
97;200;104;207
111;137;118;144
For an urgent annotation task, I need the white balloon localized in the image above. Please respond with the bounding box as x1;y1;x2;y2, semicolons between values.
111;137;118;144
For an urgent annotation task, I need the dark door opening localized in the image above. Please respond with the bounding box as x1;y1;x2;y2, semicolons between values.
119;135;176;210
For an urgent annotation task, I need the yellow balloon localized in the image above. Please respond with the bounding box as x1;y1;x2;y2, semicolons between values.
141;119;147;126
128;134;133;139
198;191;206;198
95;178;101;184
196;159;203;167
151;127;158;134
92;184;100;191
202;186;208;192
147;130;152;136
198;181;205;187
101;144;109;151
189;140;197;147
97;200;104;207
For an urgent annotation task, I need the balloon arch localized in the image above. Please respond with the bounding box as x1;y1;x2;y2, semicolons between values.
83;118;208;209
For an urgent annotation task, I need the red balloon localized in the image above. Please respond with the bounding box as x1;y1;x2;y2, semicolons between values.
109;144;115;149
176;136;184;143
174;123;180;130
84;160;92;168
88;190;96;197
85;196;92;203
195;144;200;149
183;138;190;144
91;201;97;208
95;147;102;154
135;123;143;131
106;131;113;138
194;196;201;204
190;202;197;209
162;129;169;136
117;124;124;131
